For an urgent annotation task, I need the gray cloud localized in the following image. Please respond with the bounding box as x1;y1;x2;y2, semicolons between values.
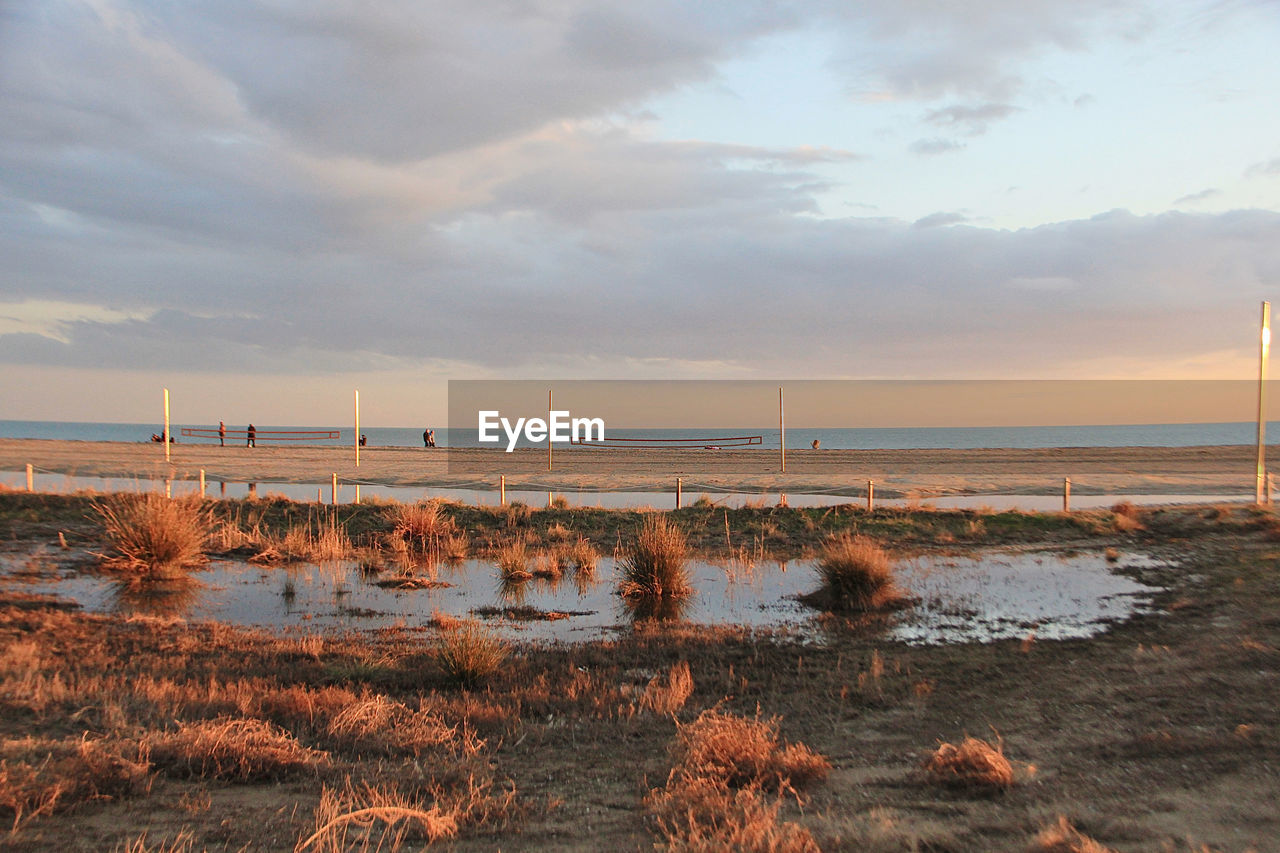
913;212;970;228
1245;157;1280;178
1173;188;1222;206
910;138;966;156
923;103;1021;136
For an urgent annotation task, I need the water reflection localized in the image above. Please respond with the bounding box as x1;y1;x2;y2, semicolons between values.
619;593;693;624
109;576;202;618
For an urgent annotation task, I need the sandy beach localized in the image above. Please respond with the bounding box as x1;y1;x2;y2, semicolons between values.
0;438;1273;497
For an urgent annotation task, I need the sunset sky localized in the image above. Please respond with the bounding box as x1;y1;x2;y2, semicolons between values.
2;0;1279;426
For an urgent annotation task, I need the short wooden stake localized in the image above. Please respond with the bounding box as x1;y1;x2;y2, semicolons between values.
1063;477;1072;513
867;480;874;512
199;469;206;498
547;491;553;508
676;477;682;509
331;473;338;505
354;484;361;503
165;479;172;499
220;481;226;498
500;474;506;506
248;483;257;500
26;464;33;492
316;488;322;503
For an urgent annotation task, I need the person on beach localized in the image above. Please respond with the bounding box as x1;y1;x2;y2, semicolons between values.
359;434;367;447
423;428;429;448
219;421;225;447
246;424;256;447
427;429;436;447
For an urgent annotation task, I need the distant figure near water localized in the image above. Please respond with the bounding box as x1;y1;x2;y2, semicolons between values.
218;421;225;447
359;434;367;447
246;424;256;447
424;428;436;448
812;439;820;450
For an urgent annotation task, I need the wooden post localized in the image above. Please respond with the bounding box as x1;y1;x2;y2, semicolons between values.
354;389;360;468
331;473;338;505
1258;301;1271;505
199;469;206;498
867;480;874;512
248;482;257;500
676;477;682;509
316;487;322;503
165;479;172;499
26;464;33;492
500;474;506;506
779;386;786;474
548;389;553;473
220;481;226;498
163;387;171;463
1063;477;1072;513
547;491;553;508
354;484;361;503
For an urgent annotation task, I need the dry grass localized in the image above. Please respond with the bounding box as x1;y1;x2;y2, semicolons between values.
0;737;152;834
1110;501;1144;532
435;622;509;687
638;661;695;715
147;717;327;781
390;501;468;560
114;829;197;853
250;512;353;564
94;494;213;579
298;773;519;853
670;710;830;793
619;515;693;598
921;736;1015;791
645;709;828;852
646;775;819;853
495;539;532;580
326;695;477;757
1031;816;1115;853
809;535;902;612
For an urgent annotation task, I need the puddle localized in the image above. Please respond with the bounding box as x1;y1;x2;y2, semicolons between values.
0;549;1164;646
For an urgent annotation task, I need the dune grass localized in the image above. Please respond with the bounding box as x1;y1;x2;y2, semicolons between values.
94;494;213;579
389;501;468;560
147;717;327;782
619;515;692;598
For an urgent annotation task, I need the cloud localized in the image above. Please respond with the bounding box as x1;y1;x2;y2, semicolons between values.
923;103;1021;136
1245;157;1280;178
1173;188;1222;206
913;212;970;228
910;138;966;156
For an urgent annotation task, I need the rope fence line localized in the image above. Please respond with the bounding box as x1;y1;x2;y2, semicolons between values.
5;463;1271;509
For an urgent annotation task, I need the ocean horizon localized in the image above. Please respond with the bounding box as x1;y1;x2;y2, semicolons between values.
4;419;1280;451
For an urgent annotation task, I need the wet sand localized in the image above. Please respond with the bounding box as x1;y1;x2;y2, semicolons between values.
0;438;1271;497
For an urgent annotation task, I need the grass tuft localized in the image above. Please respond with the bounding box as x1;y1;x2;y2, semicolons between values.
94;494;213;579
921;736;1014;791
671;709;830;793
1031;816;1115;853
435;622;508;688
619;515;692;598
808;534;903;612
147;717;327;781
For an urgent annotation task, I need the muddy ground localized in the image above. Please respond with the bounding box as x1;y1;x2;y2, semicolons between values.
0;492;1276;851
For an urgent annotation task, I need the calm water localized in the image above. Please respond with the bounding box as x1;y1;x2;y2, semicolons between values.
1;549;1162;645
4;419;1280;450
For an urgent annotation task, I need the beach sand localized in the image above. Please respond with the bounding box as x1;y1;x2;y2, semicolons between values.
0;438;1271;497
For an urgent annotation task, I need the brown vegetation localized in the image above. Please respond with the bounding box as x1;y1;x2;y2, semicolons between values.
921;735;1015;791
147;717;327;781
434;621;508;687
807;534;903;612
94;494;212;579
619;514;693;598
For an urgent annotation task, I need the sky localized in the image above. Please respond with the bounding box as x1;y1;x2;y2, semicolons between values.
1;0;1279;427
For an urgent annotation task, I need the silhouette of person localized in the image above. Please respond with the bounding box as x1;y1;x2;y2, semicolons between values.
359;434;367;447
218;421;225;447
423;428;430;448
427;429;436;447
246;424;256;447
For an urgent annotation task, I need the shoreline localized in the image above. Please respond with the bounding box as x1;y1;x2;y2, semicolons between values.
0;437;1273;497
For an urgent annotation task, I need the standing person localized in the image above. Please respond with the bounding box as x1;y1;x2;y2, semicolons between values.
423;428;430;448
218;421;225;447
427;429;436;448
247;424;256;448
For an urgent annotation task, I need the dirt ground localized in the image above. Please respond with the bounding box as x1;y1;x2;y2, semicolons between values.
0;492;1277;851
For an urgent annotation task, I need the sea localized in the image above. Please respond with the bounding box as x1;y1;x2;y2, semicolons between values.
2;419;1279;450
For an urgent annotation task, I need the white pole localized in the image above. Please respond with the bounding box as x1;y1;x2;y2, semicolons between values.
1258;301;1271;505
163;388;171;463
779;386;786;474
354;389;360;467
